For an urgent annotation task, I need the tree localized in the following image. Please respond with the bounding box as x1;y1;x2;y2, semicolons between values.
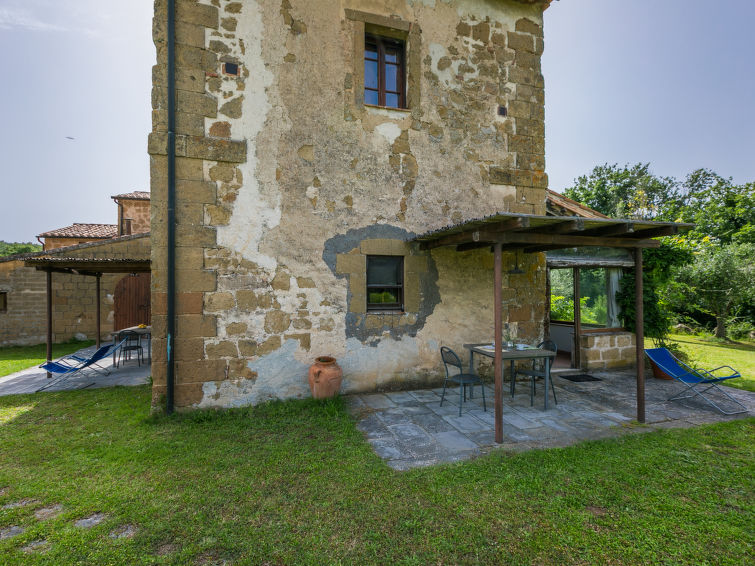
663;169;755;245
672;243;755;339
563;163;677;219
0;241;42;258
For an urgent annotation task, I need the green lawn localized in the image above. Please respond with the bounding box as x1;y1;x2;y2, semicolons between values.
647;333;755;392
0;387;752;564
0;341;96;378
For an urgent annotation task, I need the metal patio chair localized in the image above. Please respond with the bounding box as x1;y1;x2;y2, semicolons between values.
514;340;558;406
115;330;144;367
645;347;746;415
440;346;486;417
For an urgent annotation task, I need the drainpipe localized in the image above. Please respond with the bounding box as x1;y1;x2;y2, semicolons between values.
166;0;176;414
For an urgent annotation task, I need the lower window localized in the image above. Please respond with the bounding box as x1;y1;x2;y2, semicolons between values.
367;255;403;311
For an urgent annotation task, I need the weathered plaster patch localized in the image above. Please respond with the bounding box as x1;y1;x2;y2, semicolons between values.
375;122;403;145
198;339;309;408
339;335;424;392
323;224;441;343
215;0;280;272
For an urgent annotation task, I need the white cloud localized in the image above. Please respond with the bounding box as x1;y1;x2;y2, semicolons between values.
0;2;102;36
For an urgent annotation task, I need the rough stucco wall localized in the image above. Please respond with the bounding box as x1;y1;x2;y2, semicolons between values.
149;0;549;409
0;236;151;346
120;200;151;234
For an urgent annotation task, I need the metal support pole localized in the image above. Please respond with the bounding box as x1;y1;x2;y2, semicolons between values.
494;242;503;444
95;274;101;348
573;267;581;369
46;269;52;379
635;248;645;422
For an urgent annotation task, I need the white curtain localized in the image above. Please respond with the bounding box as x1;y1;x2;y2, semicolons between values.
606;268;622;328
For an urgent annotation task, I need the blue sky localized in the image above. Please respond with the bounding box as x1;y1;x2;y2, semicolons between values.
0;0;753;243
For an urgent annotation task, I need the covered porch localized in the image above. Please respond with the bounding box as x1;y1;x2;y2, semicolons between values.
410;211;694;442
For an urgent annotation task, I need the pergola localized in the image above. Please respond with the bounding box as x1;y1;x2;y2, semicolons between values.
410;211;693;444
24;257;151;378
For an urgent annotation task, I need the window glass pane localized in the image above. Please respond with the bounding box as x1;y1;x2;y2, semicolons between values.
385;93;400;108
385;64;398;91
364;60;378;89
368;289;399;305
385;51;397;63
549;269;574;322
367;256;402;286
365;47;377;60
579;268;608;327
364;89;379;106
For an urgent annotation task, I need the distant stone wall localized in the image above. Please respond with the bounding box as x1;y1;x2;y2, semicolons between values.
580;331;636;371
43;237;102;251
0;235;150;347
121;199;151;234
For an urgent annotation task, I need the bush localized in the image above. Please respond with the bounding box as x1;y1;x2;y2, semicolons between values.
726;320;755;341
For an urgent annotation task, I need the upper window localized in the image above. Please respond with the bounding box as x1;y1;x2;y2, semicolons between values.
0;292;7;313
367;255;404;311
364;34;405;109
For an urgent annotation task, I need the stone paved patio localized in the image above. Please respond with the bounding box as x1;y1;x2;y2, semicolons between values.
0;345;151;397
346;370;755;470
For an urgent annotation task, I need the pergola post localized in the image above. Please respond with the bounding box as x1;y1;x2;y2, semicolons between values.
95;273;101;348
494;242;503;444
635;248;645;422
45;269;52;379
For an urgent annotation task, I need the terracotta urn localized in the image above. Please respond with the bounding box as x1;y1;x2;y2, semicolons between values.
308;356;343;399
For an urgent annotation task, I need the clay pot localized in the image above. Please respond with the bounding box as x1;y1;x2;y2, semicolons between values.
649;360;673;380
308;356;343;399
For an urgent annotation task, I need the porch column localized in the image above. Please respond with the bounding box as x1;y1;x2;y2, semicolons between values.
45;269;52;379
95;273;101;348
635;248;645;422
494;242;503;444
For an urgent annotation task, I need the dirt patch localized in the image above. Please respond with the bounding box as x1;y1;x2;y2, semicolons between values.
0;525;25;540
74;512;108;528
2;498;39;510
109;524;138;539
586;505;608;517
21;539;50;553
34;504;64;520
156;542;179;556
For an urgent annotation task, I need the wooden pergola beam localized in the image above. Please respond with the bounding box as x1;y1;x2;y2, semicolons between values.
419;217;530;250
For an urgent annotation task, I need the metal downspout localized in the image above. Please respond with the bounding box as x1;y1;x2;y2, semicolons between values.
166;0;176;414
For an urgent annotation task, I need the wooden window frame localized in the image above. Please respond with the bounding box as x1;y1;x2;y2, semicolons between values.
366;255;404;311
364;33;406;109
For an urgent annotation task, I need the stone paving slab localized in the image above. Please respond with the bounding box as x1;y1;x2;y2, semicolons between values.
348;369;755;469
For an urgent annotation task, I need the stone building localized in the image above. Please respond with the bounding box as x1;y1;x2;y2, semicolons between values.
0;193;151;346
149;0;555;409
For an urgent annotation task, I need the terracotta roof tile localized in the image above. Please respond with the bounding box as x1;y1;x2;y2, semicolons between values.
111;191;150;201
37;223;118;239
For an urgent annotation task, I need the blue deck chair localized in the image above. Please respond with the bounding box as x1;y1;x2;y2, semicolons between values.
37;340;125;393
645;348;747;415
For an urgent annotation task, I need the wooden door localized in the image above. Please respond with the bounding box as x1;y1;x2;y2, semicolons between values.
114;273;151;330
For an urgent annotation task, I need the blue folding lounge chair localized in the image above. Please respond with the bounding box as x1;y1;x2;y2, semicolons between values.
645;347;747;415
37;340;124;393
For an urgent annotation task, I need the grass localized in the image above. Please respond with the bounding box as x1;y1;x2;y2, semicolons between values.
0;386;753;564
0;341;95;378
646;333;755;392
